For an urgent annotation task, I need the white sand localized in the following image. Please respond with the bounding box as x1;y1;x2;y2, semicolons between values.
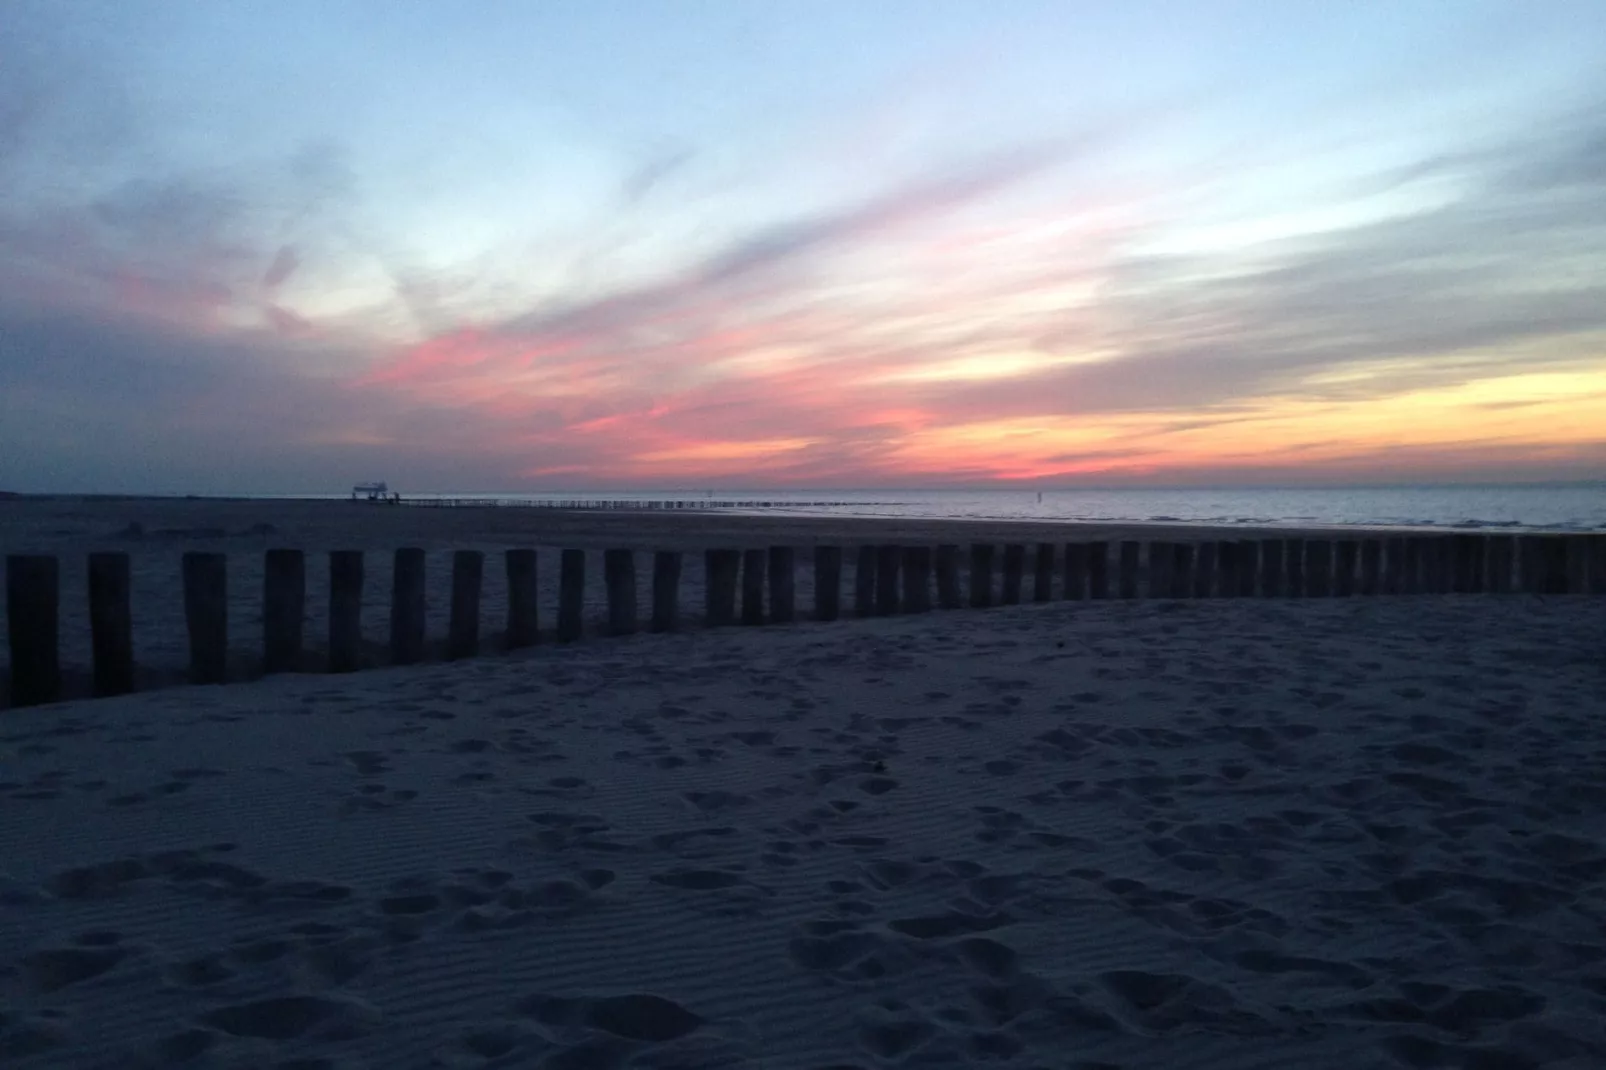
3;596;1604;1068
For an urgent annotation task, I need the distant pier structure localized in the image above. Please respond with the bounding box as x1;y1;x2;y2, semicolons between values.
351;482;400;503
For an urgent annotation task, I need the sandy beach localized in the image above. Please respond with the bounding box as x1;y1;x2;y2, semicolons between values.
2;594;1604;1068
1;496;1363;703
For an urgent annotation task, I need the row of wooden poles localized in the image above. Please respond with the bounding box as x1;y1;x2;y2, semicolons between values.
5;531;1603;708
401;498;876;509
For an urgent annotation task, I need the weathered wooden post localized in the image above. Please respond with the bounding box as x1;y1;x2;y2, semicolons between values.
1193;541;1216;598
1234;540;1258;597
970;544;995;608
651;550;681;632
813;546;842;621
183;551;229;684
742;548;766;625
1284;539;1306;597
903;546;932;613
1381;537;1404;595
1468;535;1489;594
1451;535;1477;594
1000;544;1025;605
1216;541;1239;597
1397;538;1422;595
1147;542;1172;598
1484;536;1514;595
88;551;134;696
1305;540;1332;597
1170;542;1195;598
1064;543;1089;600
1033;544;1056;602
875;545;901;615
557;549;585;641
604;549;637;637
705;549;739;626
1541;534;1569;595
1334;540;1358;597
1087;541;1110;599
1260;539;1283;597
7;555;61;706
1515;535;1544;594
505;549;539;648
1118;541;1140;599
768;547;796;624
263;548;305;674
389;547;426;665
854;546;878;617
1359;540;1382;596
1437;535;1460;593
934;545;962;609
449;549;485;657
327;550;363;673
1565;534;1592;594
1590;534;1606;596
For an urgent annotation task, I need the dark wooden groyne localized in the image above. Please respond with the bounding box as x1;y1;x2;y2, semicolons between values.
399;498;881;510
4;532;1603;708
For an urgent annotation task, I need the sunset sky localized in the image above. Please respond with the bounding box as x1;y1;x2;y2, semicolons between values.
2;1;1604;493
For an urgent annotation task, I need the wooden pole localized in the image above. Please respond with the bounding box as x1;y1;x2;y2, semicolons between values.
1451;534;1477;594
604;549;637;637
7;555;61;706
705;549;739;626
1359;540;1381;596
1193;541;1216;598
902;546;932;613
1234;540;1258;598
875;545;901;615
1000;544;1025;605
651;550;682;632
1087;541;1110;600
389;547;426;665
970;544;995;608
1398;538;1423;595
1064;543;1089;600
1515;535;1544;594
854;546;878;617
1259;539;1284;598
1468;535;1489;594
1170;541;1196;598
1381;537;1404;595
1334;540;1358;597
742;548;767;624
448;550;485;657
1033;543;1056;602
505;549;539;648
1541;535;1569;595
263;548;305;674
1216;541;1239;598
88;551;134;696
1147;542;1172;598
1305;540;1332;597
768;547;796;624
1565;534;1592;594
327;550;363;673
1484;536;1514;595
183;551;228;684
1428;536;1456;594
557;549;585;641
1284;538;1306;597
813;546;842;621
1589;533;1606;596
934;544;962;609
1118;541;1140;599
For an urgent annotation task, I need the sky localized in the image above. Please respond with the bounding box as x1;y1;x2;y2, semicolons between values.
2;1;1605;494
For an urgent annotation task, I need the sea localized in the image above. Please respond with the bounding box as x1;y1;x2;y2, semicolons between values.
372;485;1606;533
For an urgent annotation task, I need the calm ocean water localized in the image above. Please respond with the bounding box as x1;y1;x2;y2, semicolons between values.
381;485;1606;532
